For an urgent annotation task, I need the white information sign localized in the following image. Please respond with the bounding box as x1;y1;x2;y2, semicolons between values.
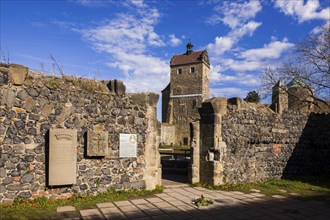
119;134;137;157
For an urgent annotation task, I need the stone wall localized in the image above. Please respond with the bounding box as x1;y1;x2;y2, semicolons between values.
0;64;161;203
198;98;330;185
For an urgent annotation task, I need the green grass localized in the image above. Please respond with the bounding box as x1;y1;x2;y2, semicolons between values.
0;186;163;220
193;177;330;203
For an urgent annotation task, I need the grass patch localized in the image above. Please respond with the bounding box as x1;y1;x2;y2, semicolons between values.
0;186;163;220
193;177;330;203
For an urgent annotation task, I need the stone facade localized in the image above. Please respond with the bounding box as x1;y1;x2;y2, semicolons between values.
161;43;210;145
0;64;161;203
195;99;330;185
271;78;329;113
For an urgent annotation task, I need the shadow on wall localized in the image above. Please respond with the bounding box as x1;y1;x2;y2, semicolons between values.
283;113;330;183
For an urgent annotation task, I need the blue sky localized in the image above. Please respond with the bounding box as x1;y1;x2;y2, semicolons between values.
1;0;329;117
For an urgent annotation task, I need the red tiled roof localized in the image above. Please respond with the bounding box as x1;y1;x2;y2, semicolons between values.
170;50;207;67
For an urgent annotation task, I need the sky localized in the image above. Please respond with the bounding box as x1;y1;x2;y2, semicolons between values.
1;0;329;119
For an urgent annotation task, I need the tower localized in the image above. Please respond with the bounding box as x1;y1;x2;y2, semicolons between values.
271;80;288;114
162;42;210;145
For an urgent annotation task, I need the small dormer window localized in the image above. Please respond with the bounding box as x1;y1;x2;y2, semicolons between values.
190;67;195;74
177;68;182;74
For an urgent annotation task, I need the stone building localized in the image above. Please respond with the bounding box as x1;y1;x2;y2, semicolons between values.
161;42;210;146
271;77;321;113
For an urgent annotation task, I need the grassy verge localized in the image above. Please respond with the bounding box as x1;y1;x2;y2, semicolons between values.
0;186;163;220
193;177;330;203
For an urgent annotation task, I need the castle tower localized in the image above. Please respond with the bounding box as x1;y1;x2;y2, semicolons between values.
271;80;288;114
162;42;210;145
287;77;313;112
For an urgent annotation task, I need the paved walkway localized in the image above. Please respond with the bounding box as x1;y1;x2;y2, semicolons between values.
57;185;330;220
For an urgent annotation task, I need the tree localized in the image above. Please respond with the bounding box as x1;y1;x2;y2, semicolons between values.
244;90;260;103
260;24;330;110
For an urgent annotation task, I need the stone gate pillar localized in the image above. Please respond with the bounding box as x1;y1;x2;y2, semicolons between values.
131;93;161;190
189;121;200;184
198;97;227;185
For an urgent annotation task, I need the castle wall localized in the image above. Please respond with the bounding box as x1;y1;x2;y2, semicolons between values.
0;64;161;203
198;99;330;184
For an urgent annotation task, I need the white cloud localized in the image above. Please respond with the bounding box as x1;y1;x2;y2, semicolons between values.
239;38;294;61
210;65;222;81
169;34;182;47
275;0;330;22
80;1;170;93
207;21;261;55
210;0;262;28
210;87;248;98
74;0;105;7
129;0;144;7
207;36;234;55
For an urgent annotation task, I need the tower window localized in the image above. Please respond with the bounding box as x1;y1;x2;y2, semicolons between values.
190;67;195;74
177;68;182;74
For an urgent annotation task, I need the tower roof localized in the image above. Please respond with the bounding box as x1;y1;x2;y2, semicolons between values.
170;50;209;67
287;77;306;88
274;80;285;87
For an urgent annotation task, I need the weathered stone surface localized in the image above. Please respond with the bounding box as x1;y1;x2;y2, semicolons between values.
87;130;108;157
106;79;126;95
9;64;28;85
23;97;36;111
0;64;160;203
3;88;16;108
6;184;30;191
17;90;29;101
40;103;54;117
0;67;8;85
26;88;39;97
18;191;31;199
123;180;146;189
0;185;6;193
21;173;34;183
2;177;13;185
0;124;6;135
0;168;6;178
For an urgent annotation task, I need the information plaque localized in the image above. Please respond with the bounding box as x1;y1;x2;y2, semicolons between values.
49;128;77;185
119;134;137;157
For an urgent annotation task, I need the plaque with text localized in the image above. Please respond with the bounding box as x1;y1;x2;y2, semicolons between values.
49;128;77;185
87;130;108;156
119;134;137;157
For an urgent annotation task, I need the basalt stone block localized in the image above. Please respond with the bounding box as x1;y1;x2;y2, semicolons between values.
18;191;31;199
26;88;39;98
21;173;34;184
0;67;9;85
106;79;126;95
17;90;29;101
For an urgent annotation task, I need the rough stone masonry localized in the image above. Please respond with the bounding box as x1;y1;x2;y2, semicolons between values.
0;63;161;203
